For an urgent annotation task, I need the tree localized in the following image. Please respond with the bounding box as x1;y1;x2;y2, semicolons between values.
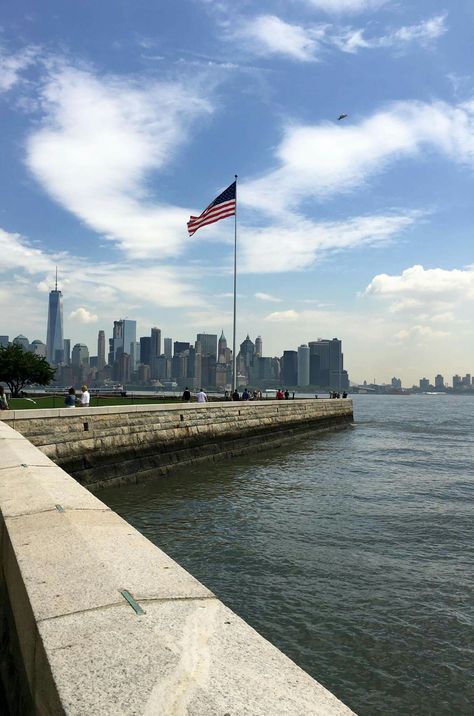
0;344;56;397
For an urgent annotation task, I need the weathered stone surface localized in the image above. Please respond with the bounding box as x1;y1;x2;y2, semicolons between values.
38;600;354;716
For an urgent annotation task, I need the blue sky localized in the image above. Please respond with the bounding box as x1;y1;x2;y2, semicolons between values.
1;0;473;385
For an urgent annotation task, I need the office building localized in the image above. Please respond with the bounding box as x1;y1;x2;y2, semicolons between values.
151;327;161;361
308;338;343;389
30;339;47;358
164;337;172;359
63;339;71;366
391;377;402;389
140;337;151;365
281;350;297;386
13;335;30;351
111;320;137;365
174;341;190;355
0;336;9;348
434;374;444;389
419;377;430;391
297;345;310;387
46;274;64;364
71;343;90;368
255;335;262;358
97;331;106;371
197;333;218;360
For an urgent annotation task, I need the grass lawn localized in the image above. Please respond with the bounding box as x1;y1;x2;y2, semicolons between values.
7;395;179;410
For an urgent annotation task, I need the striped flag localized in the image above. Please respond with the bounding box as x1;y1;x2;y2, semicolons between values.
187;181;236;236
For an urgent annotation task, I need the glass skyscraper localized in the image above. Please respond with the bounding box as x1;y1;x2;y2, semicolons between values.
46;276;64;364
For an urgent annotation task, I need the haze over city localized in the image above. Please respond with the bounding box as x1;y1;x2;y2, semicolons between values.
1;0;474;385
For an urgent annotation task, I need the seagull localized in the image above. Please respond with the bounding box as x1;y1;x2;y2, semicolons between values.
337;114;348;121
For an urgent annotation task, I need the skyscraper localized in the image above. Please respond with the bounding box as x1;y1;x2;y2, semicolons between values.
281;350;297;386
97;330;106;370
46;271;64;364
140;336;151;365
112;319;137;368
151;327;162;360
255;335;262;358
197;333;217;360
72;343;89;368
0;336;9;348
63;339;71;366
164;337;172;359
218;331;227;363
297;345;310;387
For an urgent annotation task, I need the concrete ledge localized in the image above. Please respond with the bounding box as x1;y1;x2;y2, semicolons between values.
0;418;355;714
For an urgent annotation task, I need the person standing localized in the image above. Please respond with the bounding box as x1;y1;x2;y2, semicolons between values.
242;388;250;401
232;389;240;401
80;384;90;407
182;386;191;402
0;386;9;410
196;388;208;403
65;387;76;407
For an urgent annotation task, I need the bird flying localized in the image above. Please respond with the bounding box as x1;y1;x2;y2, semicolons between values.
337;114;348;120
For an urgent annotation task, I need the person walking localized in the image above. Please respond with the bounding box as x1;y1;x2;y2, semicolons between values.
80;384;90;407
196;388;208;403
182;386;191;402
0;386;9;410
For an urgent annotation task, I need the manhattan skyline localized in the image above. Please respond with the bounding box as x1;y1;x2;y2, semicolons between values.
1;0;473;385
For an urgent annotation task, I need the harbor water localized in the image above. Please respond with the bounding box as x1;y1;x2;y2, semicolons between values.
103;395;473;715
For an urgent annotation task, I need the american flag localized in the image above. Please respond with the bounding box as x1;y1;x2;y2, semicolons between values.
187;181;236;236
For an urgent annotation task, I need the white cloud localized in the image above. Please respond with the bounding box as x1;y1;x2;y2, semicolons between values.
233;13;445;62
240;99;474;214
265;310;300;321
235;15;322;61
302;0;386;13
365;264;474;300
241;211;419;272
0;46;37;92
255;292;282;302
26;64;213;259
394;325;450;341
69;307;98;323
334;14;447;52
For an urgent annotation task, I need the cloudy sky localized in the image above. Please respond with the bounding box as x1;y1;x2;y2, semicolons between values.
1;0;473;385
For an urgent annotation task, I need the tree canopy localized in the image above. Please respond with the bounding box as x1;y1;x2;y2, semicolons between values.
0;344;55;397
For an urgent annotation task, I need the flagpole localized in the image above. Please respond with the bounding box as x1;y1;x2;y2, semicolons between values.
232;174;238;392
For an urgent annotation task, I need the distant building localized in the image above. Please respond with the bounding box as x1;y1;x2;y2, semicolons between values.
46;274;64;364
97;330;106;370
434;374;444;389
174;341;190;356
452;374;462;389
255;335;262;359
72;343;90;368
13;334;30;352
63;339;71;366
419;377;430;391
308;338;344;389
164;337;172;359
218;330;227;363
391;377;402;389
197;333;218;360
297;345;310;387
281;350;297;386
0;335;9;348
462;373;471;387
140;337;151;366
30;339;47;358
151;327;161;361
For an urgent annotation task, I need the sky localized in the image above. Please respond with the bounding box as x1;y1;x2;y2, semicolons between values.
1;0;474;386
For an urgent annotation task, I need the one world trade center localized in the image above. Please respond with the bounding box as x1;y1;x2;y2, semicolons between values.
46;269;64;365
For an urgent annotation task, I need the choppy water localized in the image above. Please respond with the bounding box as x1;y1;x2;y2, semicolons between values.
103;395;473;715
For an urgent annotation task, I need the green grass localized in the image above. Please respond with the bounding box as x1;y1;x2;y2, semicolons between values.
8;395;179;410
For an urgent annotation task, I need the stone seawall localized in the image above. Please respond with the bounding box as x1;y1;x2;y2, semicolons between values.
0;416;355;715
1;399;353;490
